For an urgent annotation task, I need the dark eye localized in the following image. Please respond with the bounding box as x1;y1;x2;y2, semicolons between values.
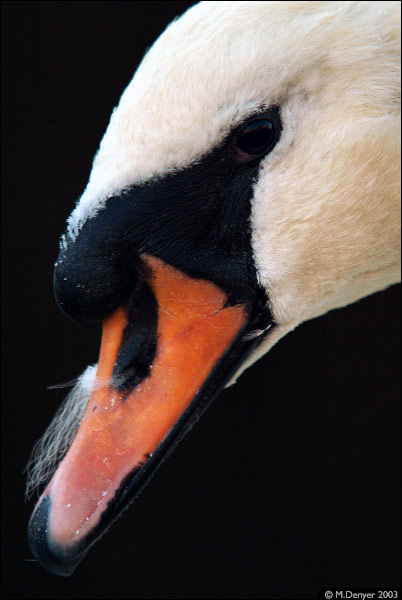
235;116;279;163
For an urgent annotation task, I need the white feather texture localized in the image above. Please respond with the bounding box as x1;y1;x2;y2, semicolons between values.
62;0;400;382
27;1;401;498
67;1;400;238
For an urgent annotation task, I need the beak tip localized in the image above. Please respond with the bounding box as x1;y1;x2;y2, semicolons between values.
28;495;81;577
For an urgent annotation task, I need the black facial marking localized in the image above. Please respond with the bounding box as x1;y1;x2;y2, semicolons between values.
54;235;144;323
54;107;282;321
29;110;282;577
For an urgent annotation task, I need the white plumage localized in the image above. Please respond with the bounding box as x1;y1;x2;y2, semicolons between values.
27;0;400;575
67;0;400;378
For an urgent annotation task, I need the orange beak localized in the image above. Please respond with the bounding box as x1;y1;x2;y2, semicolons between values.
28;255;263;575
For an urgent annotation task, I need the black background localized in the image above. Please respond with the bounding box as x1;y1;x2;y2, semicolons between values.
2;2;400;598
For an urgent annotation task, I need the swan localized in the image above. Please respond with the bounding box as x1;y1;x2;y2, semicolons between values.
27;0;401;576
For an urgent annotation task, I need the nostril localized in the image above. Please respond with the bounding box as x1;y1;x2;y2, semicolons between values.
113;280;158;394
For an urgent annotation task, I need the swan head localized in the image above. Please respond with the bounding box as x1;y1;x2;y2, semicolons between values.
27;0;401;576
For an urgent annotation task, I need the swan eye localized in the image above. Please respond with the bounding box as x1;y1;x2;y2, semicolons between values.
235;117;277;162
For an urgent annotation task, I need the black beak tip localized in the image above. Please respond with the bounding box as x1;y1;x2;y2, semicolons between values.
28;496;81;577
